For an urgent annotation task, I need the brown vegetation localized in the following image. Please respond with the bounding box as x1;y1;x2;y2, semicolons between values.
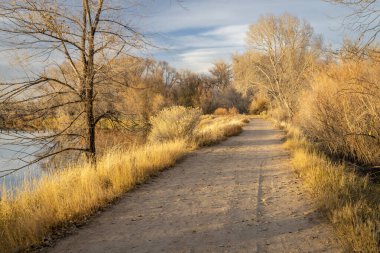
148;106;202;143
213;108;229;115
297;51;380;165
194;115;248;146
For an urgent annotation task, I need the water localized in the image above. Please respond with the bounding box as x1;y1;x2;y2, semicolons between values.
0;132;46;195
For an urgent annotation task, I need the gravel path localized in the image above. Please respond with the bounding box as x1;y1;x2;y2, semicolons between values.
47;118;342;253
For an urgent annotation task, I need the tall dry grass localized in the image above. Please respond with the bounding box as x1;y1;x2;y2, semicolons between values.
0;140;188;253
0;108;248;253
283;123;380;252
148;106;202;143
194;115;248;146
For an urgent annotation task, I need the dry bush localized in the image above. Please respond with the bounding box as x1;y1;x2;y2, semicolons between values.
148;106;202;143
268;107;289;123
284;124;380;252
297;57;380;166
214;107;240;115
213;107;229;115
249;96;269;115
228;107;239;115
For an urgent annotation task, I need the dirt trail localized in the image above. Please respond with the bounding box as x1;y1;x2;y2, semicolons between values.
47;118;342;253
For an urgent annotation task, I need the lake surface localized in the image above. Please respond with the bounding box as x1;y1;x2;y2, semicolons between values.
0;132;46;195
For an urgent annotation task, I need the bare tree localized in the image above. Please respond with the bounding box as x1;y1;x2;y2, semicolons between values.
0;0;145;175
232;52;257;97
245;14;322;119
209;61;232;90
327;0;380;48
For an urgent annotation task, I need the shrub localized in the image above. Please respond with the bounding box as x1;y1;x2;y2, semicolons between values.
213;107;228;115
214;107;240;115
297;58;380;166
269;107;289;122
228;107;239;115
148;106;202;142
223;124;243;137
249;96;268;115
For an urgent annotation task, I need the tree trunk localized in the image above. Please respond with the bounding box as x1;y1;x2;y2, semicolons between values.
84;48;96;165
85;88;96;165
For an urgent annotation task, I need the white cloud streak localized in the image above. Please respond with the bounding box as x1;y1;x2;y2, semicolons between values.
138;0;351;72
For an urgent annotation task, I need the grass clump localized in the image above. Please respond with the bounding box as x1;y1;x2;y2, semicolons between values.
194;115;248;146
148;106;202;143
284;124;380;252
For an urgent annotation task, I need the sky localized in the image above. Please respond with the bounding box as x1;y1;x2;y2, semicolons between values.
136;0;353;72
0;0;355;78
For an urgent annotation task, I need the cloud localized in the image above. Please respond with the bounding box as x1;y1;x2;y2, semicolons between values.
179;49;219;72
200;24;248;46
151;24;248;72
139;0;351;72
177;25;248;72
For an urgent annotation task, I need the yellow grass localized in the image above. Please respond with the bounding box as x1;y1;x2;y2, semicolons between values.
194;115;248;146
283;123;380;252
0;114;248;253
0;140;188;252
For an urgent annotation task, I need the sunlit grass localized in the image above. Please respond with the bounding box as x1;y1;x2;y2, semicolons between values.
194;114;249;146
283;123;380;252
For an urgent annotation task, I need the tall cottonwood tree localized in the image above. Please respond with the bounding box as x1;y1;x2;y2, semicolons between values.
245;14;321;119
0;0;144;173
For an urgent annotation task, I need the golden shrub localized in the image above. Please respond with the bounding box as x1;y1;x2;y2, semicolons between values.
297;57;380;165
228;107;239;115
213;107;229;115
148;106;202;143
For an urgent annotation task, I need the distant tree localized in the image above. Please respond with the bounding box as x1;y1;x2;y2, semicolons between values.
116;57;169;130
232;52;257;97
209;61;232;89
0;0;145;175
172;71;203;108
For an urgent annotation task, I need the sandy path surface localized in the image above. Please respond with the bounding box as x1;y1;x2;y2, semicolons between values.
47;118;342;253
